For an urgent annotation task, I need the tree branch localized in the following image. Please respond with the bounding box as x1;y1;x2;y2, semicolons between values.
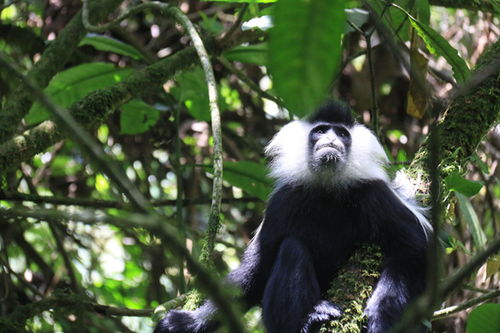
0;0;123;144
0;29;262;172
432;289;500;320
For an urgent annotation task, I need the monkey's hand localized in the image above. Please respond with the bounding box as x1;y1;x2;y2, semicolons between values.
154;310;204;333
300;300;342;333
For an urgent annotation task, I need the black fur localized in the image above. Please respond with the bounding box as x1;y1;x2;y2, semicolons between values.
308;100;355;126
155;106;428;333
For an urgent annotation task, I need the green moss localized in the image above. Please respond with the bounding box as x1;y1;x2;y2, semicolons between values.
321;244;382;333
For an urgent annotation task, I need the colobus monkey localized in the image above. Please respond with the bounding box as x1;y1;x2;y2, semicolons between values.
155;102;431;333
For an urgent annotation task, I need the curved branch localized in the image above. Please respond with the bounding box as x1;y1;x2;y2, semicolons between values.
83;0;224;268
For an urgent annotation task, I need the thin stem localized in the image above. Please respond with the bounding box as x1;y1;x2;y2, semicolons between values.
365;32;379;136
174;103;186;294
0;191;261;208
432;290;500;320
82;0;226;269
218;56;284;107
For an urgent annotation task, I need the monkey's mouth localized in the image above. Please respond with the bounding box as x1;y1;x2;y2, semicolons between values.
315;143;344;154
314;144;344;167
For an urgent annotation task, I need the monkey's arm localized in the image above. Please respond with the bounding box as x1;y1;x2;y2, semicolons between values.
364;186;429;333
155;225;274;333
263;237;341;333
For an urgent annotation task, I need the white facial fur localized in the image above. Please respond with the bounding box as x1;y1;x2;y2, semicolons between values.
265;120;389;187
265;119;431;234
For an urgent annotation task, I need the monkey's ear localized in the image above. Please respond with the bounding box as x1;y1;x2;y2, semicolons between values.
308;100;355;126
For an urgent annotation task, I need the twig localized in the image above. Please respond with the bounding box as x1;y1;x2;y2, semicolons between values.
0;191;261;208
220;3;249;44
174;102;186;293
47;221;81;293
432;290;500;320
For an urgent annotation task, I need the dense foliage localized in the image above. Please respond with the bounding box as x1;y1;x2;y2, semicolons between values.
0;0;498;332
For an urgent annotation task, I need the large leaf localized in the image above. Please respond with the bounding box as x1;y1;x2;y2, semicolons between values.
392;4;470;83
120;100;161;135
171;68;210;121
205;161;272;200
370;0;412;41
455;192;487;250
26;63;133;125
445;172;484;197
79;34;143;60
269;0;345;117
224;43;268;66
467;304;500;333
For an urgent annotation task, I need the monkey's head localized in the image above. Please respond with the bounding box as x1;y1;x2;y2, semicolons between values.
265;101;389;187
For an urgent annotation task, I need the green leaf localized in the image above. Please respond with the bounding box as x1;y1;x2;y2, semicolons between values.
120;100;161;135
370;0;412;41
224;161;272;200
26;62;133;125
79;34;143;60
171;68;210;121
205;161;272;200
455;192;487;250
224;43;268;66
269;0;346;117
445;172;483;197
467;303;500;333
392;4;470;83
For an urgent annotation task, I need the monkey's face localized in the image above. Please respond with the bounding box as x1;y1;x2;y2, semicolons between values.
308;123;352;172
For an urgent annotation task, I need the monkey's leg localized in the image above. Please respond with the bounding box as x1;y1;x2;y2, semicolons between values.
262;237;340;333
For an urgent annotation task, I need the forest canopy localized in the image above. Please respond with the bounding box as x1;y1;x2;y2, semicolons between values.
0;0;498;332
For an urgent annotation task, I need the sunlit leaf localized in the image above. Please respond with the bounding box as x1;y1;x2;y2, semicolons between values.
269;0;345;117
445;172;483;197
26;63;133;125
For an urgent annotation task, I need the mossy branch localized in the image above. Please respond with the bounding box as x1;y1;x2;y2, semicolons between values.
0;0;123;144
0;29;261;172
83;0;225;268
0;291;185;333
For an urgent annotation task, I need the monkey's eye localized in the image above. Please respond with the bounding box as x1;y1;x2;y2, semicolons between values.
337;127;349;138
313;125;330;134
